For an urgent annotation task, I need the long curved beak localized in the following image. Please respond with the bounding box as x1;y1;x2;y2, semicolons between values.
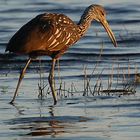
101;19;117;47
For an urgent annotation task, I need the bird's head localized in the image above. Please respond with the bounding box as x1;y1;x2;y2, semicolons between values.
84;4;117;47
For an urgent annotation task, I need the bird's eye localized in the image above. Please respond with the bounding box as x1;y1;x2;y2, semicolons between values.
101;12;104;16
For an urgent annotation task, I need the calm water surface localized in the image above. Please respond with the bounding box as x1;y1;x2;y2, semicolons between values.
0;0;140;140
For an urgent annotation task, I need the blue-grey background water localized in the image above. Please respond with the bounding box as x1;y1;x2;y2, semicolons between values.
0;0;140;140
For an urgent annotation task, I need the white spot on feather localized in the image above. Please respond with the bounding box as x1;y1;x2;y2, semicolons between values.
65;38;71;45
48;39;57;47
54;29;59;35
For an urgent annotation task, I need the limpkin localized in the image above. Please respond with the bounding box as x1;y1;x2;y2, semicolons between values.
6;4;117;105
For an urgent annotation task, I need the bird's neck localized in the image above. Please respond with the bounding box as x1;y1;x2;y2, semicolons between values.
77;12;93;36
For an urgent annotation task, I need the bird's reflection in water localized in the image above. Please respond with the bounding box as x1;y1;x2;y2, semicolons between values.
10;104;67;137
26;106;66;137
9;102;91;138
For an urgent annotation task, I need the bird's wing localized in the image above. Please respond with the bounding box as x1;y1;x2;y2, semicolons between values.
6;13;78;55
37;13;79;52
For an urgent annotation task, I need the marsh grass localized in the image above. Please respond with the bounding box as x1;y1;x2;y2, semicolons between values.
83;64;136;97
37;42;137;100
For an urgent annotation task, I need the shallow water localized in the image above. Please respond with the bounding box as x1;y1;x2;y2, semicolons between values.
0;0;140;140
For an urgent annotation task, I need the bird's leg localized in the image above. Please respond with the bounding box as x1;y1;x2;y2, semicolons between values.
10;58;32;104
48;58;57;105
